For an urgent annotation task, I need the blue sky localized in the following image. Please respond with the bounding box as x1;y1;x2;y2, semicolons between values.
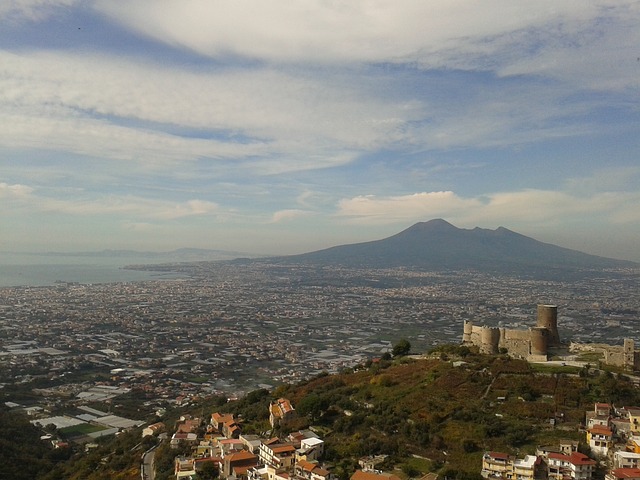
1;1;639;261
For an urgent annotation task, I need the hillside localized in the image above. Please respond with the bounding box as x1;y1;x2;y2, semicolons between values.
22;349;640;479
5;345;640;480
267;219;635;277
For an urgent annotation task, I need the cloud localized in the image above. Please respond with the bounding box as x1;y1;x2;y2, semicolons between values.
0;50;424;174
94;1;640;91
269;209;312;223
0;180;219;220
0;0;79;22
0;181;33;198
337;191;480;224
93;1;601;64
336;188;640;228
564;167;640;194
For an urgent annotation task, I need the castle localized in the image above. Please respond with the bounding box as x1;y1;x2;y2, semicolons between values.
462;304;640;370
462;304;561;361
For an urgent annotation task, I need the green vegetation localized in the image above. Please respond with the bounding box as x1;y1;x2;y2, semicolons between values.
59;423;109;436
392;339;411;357
5;350;640;480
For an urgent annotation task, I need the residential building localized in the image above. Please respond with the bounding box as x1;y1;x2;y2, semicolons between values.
296;459;332;480
587;425;613;457
615;451;640;469
482;452;512;478
175;456;197;479
142;421;165;437
606;468;640;480
259;441;297;470
627;408;640;435
350;470;401;480
548;452;596;480
222;450;259;479
512;455;541;480
270;398;296;428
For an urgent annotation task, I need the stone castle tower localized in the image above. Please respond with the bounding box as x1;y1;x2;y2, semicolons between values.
462;304;560;360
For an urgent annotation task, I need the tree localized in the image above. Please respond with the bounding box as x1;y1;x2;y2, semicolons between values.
297;393;329;422
392;339;411;357
198;460;218;479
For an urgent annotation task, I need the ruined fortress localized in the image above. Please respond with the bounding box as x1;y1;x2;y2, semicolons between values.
462;304;640;370
463;304;560;361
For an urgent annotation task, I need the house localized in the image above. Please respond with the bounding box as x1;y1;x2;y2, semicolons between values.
627;408;640;435
240;434;263;454
295;459;332;480
193;441;216;458
171;432;198;448
177;417;201;434
512;455;542;480
548;452;596;480
270;398;296;428
537;441;578;459
587;425;613;456
222;450;259;479
142;421;165;437
596;403;612;416
615;451;640;469
223;420;242;439
219;438;245;457
587;403;612;429
175;456;197;479
211;412;235;432
350;470;401;480
482;452;512;478
606;468;640;480
299;437;325;461
259;441;297;470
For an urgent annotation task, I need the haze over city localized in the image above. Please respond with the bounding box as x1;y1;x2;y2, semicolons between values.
1;1;639;261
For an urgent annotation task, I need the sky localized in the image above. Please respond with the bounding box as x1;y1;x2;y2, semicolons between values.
1;1;639;261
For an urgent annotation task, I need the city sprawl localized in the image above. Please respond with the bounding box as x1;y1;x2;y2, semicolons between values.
1;262;638;419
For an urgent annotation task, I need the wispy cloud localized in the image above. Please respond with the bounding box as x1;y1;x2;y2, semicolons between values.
0;0;80;23
336;188;640;228
1;1;639;260
269;209;312;224
0;181;33;198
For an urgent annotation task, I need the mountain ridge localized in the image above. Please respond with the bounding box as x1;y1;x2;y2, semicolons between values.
264;219;636;276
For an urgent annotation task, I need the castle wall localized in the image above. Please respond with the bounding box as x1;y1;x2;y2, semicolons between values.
570;341;640;371
462;307;637;370
461;304;559;360
500;328;534;359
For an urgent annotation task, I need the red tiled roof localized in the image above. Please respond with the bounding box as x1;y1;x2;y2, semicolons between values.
566;452;596;465
351;470;401;480
227;450;257;462
611;468;640;480
272;444;296;453
589;425;612;435
487;451;510;459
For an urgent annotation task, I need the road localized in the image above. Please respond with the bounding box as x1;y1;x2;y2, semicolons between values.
141;446;157;480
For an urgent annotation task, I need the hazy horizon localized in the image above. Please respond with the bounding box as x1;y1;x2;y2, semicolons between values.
1;219;638;264
2;2;639;262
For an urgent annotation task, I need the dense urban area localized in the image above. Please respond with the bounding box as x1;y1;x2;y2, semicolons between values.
1;262;639;479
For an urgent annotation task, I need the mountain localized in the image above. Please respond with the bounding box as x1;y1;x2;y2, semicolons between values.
269;219;636;275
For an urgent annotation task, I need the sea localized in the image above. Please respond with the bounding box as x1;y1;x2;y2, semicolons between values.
0;252;185;288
